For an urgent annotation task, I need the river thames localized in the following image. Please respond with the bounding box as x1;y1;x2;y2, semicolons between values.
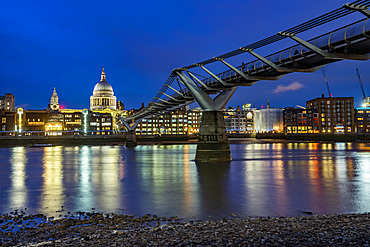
1;142;370;220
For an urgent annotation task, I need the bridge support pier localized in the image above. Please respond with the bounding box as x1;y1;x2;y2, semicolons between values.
177;71;237;162
126;129;137;147
196;111;231;162
120;119;141;148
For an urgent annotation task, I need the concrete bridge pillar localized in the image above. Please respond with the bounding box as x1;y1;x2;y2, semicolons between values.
126;129;137;147
196;111;231;162
120;118;141;148
177;71;237;162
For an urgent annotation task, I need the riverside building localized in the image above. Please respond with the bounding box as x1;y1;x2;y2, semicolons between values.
135;107;197;135
224;106;253;134
283;107;319;134
252;101;283;133
0;93;15;112
356;107;370;134
306;95;355;134
8;69;125;136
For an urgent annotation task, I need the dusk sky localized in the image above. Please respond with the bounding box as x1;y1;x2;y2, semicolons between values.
1;0;370;111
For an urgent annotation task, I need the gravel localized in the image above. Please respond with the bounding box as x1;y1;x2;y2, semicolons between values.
1;212;370;246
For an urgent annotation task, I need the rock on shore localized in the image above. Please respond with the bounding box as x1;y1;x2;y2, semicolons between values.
1;212;370;246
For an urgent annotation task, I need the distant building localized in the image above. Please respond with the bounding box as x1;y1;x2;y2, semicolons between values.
47;88;60;111
1;69;129;136
253;108;283;133
224;105;252;133
85;111;113;135
187;107;202;134
116;101;124;111
0;93;15;112
0;109;16;136
283;107;319;134
242;103;252;111
90;68;117;111
356;108;370;134
20;109;48;135
306;95;355;134
136;107;190;135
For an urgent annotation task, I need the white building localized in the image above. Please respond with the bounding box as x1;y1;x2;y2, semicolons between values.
253;108;283;133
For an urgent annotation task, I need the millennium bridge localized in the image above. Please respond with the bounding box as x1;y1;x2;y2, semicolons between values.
121;0;370;162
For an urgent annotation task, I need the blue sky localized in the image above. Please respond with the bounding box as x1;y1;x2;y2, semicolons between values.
1;0;370;110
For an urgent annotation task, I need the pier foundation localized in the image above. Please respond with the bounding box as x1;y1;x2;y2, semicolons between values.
195;111;231;162
126;129;137;147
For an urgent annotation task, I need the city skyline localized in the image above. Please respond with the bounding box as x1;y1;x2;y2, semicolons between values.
1;0;370;111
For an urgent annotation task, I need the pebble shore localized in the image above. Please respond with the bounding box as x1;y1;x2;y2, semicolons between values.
1;212;370;246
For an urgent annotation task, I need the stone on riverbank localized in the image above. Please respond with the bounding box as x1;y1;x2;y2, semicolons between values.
1;212;370;246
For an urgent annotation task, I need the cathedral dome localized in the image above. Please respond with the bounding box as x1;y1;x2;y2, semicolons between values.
92;68;114;97
93;81;114;97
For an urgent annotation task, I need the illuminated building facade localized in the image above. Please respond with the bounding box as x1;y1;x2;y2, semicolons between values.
253;108;283;133
0;93;15;112
136;107;192;135
224;106;253;134
22;110;48;135
187;108;202;134
0;109;16;136
0;69;126;136
60;110;83;134
90;68;117;111
85;112;113;135
14;109;115;136
283;107;319;134
356;108;370;133
306;96;355;134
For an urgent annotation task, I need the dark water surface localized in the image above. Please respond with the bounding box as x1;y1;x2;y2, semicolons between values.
1;142;370;220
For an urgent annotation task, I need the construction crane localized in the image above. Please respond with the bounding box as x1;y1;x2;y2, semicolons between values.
356;68;370;108
322;68;332;97
356;68;366;99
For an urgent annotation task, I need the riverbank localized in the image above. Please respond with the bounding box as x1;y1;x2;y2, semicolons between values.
1;133;369;147
1;212;370;246
0;135;197;147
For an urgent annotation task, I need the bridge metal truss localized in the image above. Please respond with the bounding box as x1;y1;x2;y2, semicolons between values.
124;0;370;123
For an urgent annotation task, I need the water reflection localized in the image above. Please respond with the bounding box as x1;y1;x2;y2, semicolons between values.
77;146;92;211
41;146;64;215
353;148;370;212
196;162;230;217
1;142;370;219
10;147;27;209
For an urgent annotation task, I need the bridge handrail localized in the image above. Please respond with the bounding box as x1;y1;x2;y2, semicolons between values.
210;18;369;85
